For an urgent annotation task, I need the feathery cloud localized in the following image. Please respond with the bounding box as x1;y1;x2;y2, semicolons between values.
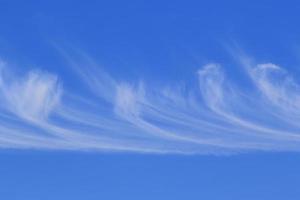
0;51;299;154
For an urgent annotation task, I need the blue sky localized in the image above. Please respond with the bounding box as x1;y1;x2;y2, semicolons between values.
1;0;300;199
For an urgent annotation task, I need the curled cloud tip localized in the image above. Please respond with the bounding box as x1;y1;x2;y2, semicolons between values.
114;83;144;119
0;68;62;122
197;63;226;110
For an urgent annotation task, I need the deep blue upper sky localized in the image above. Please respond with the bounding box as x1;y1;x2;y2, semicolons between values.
1;1;300;199
2;0;300;78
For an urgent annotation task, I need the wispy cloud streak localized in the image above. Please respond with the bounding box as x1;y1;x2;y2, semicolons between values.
0;51;300;154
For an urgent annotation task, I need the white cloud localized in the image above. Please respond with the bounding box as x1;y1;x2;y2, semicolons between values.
114;83;144;119
0;69;61;121
0;52;300;154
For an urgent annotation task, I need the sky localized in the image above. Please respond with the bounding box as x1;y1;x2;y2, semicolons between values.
0;0;300;199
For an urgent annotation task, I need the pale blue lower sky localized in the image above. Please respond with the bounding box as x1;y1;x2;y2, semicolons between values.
1;151;299;200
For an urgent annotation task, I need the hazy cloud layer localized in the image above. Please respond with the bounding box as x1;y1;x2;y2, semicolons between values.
0;51;300;154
